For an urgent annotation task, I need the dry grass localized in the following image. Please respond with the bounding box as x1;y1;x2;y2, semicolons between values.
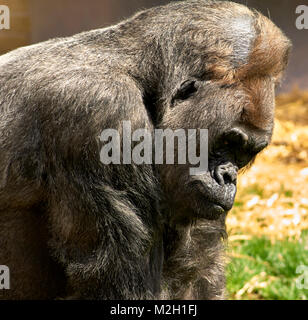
227;88;308;241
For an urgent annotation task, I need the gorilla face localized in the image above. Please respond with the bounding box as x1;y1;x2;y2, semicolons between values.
158;79;273;223
156;11;291;224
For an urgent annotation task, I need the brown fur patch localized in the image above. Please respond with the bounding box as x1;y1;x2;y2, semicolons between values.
240;76;275;129
206;9;291;87
238;12;292;81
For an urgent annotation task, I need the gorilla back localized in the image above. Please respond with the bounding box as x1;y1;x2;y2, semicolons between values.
0;0;291;299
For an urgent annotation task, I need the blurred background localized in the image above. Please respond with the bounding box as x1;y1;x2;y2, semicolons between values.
1;0;307;300
1;0;307;92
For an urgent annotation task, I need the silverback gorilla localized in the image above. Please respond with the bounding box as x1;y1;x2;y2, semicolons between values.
0;0;291;299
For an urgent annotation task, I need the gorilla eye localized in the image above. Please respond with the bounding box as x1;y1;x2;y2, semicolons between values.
171;80;197;106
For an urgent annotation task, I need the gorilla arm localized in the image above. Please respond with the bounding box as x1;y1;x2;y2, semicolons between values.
26;73;161;299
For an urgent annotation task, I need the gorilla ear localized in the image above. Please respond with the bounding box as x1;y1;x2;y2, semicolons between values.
171;80;198;106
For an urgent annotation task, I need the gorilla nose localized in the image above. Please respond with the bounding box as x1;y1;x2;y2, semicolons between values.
214;162;238;186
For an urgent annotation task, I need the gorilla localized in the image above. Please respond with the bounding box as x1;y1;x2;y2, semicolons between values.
0;0;291;299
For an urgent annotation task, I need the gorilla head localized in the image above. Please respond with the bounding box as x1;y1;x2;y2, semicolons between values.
143;1;292;224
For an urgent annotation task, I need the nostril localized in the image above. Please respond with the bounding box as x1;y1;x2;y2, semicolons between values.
214;163;238;186
223;172;234;184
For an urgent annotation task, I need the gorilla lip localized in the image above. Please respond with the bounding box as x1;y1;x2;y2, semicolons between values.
211;204;226;215
190;173;237;212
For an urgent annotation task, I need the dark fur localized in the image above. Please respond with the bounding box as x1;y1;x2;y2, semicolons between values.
0;0;291;299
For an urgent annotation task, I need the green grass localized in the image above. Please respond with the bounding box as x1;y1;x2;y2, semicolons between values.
227;232;308;300
245;184;265;198
284;190;293;198
233;201;244;208
279;183;293;198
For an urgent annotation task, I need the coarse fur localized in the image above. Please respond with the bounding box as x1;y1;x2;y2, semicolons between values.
0;0;291;299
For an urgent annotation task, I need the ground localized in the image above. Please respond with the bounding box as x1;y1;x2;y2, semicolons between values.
226;89;308;300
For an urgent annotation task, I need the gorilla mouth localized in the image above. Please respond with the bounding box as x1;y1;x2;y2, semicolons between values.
188;163;238;217
194;179;237;211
